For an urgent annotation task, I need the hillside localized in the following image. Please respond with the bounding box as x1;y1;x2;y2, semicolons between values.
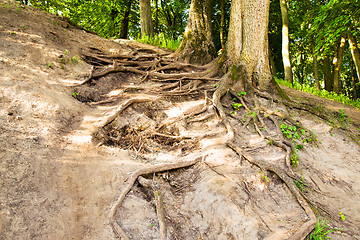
1;1;360;239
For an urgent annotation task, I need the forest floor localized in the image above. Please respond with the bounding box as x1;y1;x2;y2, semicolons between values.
1;1;360;240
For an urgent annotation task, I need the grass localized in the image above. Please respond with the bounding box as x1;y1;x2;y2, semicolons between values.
136;33;181;51
307;218;337;240
276;78;360;109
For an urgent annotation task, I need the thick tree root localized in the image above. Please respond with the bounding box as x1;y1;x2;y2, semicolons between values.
108;157;201;239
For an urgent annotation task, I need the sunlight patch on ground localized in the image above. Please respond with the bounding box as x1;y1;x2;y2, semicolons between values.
108;89;123;97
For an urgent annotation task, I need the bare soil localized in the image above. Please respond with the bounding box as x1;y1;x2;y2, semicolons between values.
1;1;360;240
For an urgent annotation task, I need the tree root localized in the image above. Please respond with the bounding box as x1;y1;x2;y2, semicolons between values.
108;157;201;239
97;96;158;128
213;77;316;239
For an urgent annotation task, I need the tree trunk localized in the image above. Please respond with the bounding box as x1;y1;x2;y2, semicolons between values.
280;0;293;84
154;0;159;34
333;35;346;94
310;36;320;90
323;55;333;91
176;0;216;65
226;0;272;91
139;0;153;38
350;59;358;99
348;33;360;81
120;0;133;39
220;0;226;51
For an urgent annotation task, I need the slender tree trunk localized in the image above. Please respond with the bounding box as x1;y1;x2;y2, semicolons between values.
323;55;333;91
348;33;360;81
333;35;346;94
269;44;276;76
154;0;159;34
139;0;153;37
310;37;320;90
350;60;358;99
220;0;226;51
120;0;133;39
177;0;216;65
280;0;293;84
226;0;272;91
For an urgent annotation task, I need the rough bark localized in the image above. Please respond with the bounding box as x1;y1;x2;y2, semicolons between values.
139;0;153;37
348;33;360;81
226;0;273;91
333;35;346;93
280;0;293;84
176;0;216;65
120;0;133;39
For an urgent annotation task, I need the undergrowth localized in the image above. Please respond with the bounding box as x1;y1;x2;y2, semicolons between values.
306;218;338;240
136;33;181;51
276;78;360;109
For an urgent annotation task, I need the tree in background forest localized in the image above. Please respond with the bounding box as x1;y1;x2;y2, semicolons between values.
175;0;216;64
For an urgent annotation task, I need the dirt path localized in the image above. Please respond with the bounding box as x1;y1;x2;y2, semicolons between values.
1;2;360;240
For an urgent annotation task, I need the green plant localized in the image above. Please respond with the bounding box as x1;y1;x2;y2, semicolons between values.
237;91;247;97
71;55;80;63
47;63;54;69
231;102;243;111
291;151;299;166
339;212;345;221
72;92;79;98
307;218;335;240
267;137;275;145
294;176;307;192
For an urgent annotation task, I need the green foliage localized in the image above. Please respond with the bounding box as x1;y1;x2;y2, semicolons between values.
294;176;307;192
276;78;360;109
136;33;181;51
47;62;54;69
307;218;336;240
339;212;346;221
231;102;243;111
72;92;79;98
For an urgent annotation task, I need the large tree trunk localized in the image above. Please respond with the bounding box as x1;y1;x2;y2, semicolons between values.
333;35;346;93
176;0;216;65
226;0;272;91
348;33;360;81
139;0;153;37
120;0;133;39
280;0;293;84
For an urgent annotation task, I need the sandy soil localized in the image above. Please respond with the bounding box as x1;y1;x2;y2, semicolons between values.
1;1;360;239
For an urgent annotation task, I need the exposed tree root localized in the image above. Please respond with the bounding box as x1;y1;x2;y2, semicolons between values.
213;77;317;239
108;157;201;239
97;96;158;128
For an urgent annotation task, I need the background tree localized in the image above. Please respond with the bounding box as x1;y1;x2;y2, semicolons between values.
139;0;153;37
176;0;216;64
280;0;293;84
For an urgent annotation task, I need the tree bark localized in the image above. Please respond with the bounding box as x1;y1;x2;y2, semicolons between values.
350;59;358;99
333;35;346;94
310;37;320;90
323;55;333;91
226;0;273;91
120;0;133;39
220;0;226;51
176;0;216;65
280;0;293;84
139;0;153;37
348;33;360;82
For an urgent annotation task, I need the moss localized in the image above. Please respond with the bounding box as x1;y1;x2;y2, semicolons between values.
271;77;291;101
